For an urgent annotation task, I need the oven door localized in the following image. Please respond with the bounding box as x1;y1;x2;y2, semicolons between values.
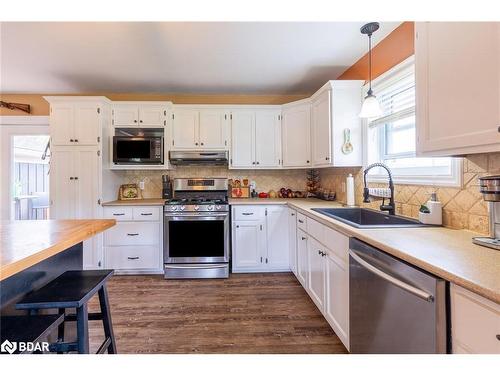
164;212;229;264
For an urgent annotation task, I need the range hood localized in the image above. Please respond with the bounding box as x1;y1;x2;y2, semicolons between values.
169;150;229;166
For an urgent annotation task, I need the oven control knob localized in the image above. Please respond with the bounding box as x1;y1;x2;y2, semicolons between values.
194;205;200;211
171;206;177;211
215;205;221;211
207;205;214;211
180;205;185;211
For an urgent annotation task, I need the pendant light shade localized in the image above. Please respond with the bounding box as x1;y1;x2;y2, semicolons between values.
359;90;382;118
359;22;382;119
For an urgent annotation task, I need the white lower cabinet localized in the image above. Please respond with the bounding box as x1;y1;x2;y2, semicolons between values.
103;205;163;274
296;229;309;288
288;209;298;276
294;212;350;351
325;248;349;349
231;205;289;272
307;236;326;311
451;284;500;354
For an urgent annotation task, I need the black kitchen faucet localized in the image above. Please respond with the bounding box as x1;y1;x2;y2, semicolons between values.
363;162;396;215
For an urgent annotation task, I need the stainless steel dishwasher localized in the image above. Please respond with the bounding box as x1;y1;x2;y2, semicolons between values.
349;238;447;353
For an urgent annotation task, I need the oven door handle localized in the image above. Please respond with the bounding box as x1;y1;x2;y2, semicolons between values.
164;213;228;219
164;264;228;269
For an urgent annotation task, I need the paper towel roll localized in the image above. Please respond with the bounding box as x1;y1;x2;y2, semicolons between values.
346;174;355;206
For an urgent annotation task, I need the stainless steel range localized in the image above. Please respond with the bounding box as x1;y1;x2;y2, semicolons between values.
163;178;229;279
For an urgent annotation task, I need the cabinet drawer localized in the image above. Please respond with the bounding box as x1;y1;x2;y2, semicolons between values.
104;222;160;246
324;226;349;262
133;206;160;221
451;284;500;354
103;206;133;221
297;213;307;231
105;246;159;270
307;217;325;243
232;206;265;221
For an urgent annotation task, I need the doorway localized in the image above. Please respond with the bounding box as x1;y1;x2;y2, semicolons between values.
0;116;50;220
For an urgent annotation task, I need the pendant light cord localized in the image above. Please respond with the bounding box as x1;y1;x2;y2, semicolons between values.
368;32;372;94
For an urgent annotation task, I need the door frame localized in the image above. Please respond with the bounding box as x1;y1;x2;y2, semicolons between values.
0;116;49;219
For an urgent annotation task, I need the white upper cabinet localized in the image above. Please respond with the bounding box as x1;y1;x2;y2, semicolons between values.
255;111;282;168
48;99;103;146
199;110;228;149
171;107;228;150
112;102;168;128
282;100;312;168
229;108;281;169
416;22;500;156
172;109;199;149
231;111;255;167
311;81;363;168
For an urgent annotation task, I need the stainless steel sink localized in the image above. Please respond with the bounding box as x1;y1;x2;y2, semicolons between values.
311;207;431;228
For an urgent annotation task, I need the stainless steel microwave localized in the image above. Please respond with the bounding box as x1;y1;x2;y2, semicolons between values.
113;128;164;165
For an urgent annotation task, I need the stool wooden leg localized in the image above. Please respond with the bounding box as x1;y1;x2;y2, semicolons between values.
76;304;89;354
98;286;117;354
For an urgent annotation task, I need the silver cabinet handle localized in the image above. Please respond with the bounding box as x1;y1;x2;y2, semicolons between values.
113;213;125;216
349;250;434;302
127;233;139;236
242;212;254;216
141;213;153;216
127;256;139;260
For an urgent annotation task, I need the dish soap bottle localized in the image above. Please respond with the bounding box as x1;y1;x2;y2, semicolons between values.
419;192;442;225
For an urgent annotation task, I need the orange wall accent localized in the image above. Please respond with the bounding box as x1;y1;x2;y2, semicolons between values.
337;22;414;81
0;93;309;116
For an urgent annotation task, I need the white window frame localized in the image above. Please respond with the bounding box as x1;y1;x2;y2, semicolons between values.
362;56;463;188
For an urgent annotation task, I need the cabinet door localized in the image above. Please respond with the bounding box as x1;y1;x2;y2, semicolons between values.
74;103;100;145
325;249;349;349
172;109;199;149
416;22;500;156
139;105;166;127
255;111;281;168
113;104;139;126
282;102;311;167
50;104;74;146
307;236;326;311
311;89;332;166
49;148;76;219
232;220;266;271
265;206;289;270
230;111;255;168
288;209;298;275
74;148;100;220
296;229;309;288
199;110;227;149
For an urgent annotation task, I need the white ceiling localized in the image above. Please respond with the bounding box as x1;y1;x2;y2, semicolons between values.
0;22;400;94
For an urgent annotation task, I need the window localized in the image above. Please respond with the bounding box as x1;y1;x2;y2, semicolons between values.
364;56;462;187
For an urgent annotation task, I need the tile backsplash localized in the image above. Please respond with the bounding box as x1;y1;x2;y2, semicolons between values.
115;167;307;198
319;152;500;235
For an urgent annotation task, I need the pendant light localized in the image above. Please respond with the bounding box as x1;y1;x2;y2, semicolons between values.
359;22;383;118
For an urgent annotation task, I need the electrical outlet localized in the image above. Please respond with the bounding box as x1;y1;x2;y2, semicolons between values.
139;181;145;190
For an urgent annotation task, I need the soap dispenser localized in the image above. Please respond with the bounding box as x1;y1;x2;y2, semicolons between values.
419;192;442;225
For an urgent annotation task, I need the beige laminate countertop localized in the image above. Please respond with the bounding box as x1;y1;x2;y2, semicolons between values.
0;219;116;281
102;198;166;206
231;198;500;304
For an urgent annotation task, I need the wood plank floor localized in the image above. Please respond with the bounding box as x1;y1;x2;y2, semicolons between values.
88;273;348;354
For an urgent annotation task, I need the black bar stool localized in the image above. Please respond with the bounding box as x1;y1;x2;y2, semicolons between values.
16;270;116;354
1;314;64;354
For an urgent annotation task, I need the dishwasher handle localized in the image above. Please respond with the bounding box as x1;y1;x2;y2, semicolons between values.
349;250;434;302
